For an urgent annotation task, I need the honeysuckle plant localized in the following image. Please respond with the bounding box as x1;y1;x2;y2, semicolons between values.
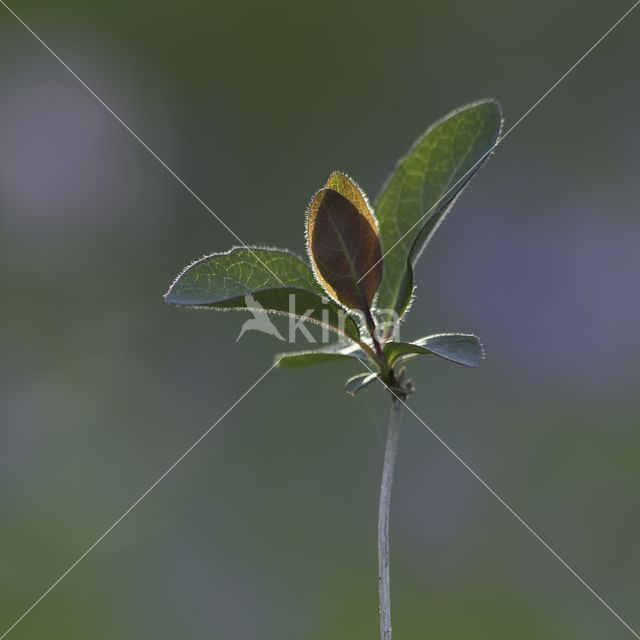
165;99;503;639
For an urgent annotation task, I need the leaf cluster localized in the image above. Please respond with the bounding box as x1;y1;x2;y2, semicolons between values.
165;100;503;396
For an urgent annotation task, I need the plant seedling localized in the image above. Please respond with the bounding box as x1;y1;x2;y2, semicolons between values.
165;99;503;639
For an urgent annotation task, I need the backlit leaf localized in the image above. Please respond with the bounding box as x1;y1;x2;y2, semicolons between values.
165;247;360;341
325;171;374;223
384;333;484;368
275;342;371;368
344;372;378;396
306;182;383;314
375;100;503;325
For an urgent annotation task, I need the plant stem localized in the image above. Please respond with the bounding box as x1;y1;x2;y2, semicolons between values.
378;395;403;640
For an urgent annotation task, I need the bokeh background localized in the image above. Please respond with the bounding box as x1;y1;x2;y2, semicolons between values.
1;1;639;638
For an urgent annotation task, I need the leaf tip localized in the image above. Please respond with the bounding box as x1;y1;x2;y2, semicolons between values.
344;372;378;396
475;97;505;141
326;169;348;183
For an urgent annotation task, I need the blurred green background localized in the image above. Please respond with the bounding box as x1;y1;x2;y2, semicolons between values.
1;0;639;638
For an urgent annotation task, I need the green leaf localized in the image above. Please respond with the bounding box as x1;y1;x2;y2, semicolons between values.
384;333;484;368
374;100;503;324
165;247;360;341
275;342;371;368
344;372;378;396
306;177;383;314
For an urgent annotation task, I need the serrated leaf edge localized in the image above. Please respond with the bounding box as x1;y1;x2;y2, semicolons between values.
374;98;504;204
164;245;361;342
304;175;382;313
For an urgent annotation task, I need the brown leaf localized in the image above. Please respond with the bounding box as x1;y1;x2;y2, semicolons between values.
306;175;383;314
